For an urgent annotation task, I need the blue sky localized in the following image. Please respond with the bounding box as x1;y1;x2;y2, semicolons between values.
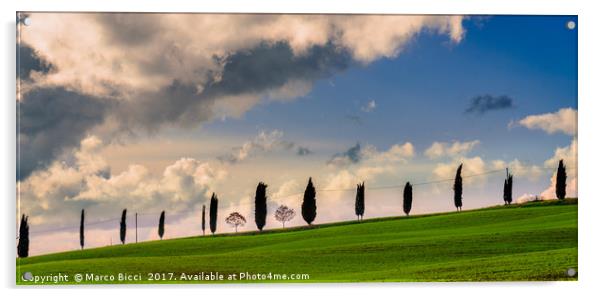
18;14;578;254
203;15;577;164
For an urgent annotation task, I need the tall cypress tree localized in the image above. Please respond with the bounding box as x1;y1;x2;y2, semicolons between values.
201;204;206;236
255;182;268;231
556;159;567;200
453;164;463;211
355;182;365;221
403;182;413;216
119;209;127;244
209;193;218;235
79;209;85;249
17;214;29;258
503;175;508;204
158;211;165;239
503;168;513;205
302;177;317;225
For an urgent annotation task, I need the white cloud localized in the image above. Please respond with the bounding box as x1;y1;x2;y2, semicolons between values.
19;14;467;179
218;130;301;164
361;99;376;112
515;107;577;135
272;179;302;200
19;136;227;226
22;14;464;99
516;193;542;204
432;156;487;185
490;159;542;181
424;140;480;159
328;142;415;168
540;138;578;199
266;79;314;102
365;142;415;162
320;165;393;221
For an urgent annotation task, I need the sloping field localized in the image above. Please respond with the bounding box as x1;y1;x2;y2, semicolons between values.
16;199;578;284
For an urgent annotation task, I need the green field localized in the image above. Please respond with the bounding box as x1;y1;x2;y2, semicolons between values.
16;199;578;284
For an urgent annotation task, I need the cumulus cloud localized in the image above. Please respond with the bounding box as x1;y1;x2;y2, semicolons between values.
327;142;414;168
22;14;465;95
18;13;466;178
424;140;480;159
363;142;415;162
432;155;548;187
514;107;577;135
516;193;541;204
361;99;376;112
432;156;487;185
327;143;363;167
465;94;514;114
540;138;578;199
19;136;227;227
18;87;114;180
490;159;542;180
218;130;309;164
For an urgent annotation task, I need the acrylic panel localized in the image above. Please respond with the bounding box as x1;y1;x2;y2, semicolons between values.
16;12;578;284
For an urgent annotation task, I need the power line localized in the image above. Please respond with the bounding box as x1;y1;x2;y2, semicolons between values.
26;165;569;235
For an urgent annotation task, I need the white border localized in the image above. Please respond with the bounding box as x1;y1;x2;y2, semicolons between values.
2;0;601;296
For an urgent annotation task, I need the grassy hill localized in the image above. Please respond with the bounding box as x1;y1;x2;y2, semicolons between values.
16;199;578;284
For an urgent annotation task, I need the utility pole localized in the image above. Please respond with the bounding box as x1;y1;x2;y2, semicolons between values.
135;212;138;243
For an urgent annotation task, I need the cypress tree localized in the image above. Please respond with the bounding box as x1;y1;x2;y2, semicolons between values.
302;177;317;225
158;211;165;240
255;182;268;231
453;164;463;211
355;182;365;221
119;209;127;244
79;209;85;249
201;204;206;236
403;182;413;216
556;159;567;200
503;168;513;205
503;176;508;204
17;214;29;258
209;193;218;235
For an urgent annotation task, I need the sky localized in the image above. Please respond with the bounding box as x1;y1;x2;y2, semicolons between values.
17;14;577;255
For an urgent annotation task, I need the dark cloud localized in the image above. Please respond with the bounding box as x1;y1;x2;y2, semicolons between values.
327;143;362;167
95;14;160;46
117;42;353;133
17;44;54;81
203;41;351;98
18;42;353;178
18;87;113;180
465;94;515;114
297;147;313;156
116;80;214;133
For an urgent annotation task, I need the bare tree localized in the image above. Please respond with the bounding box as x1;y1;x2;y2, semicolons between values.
275;205;296;228
225;212;246;232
